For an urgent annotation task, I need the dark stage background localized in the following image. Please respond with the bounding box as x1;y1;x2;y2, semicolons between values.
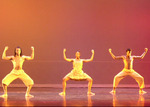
0;0;150;86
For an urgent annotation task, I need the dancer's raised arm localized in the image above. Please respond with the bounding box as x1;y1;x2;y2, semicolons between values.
109;48;123;59
133;48;148;59
63;49;73;62
83;50;94;62
2;46;13;60
23;46;34;60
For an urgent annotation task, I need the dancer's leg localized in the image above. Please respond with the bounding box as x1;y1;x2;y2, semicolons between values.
1;73;18;97
0;84;8;97
87;77;95;95
19;71;34;97
25;85;34;97
59;76;70;96
130;70;146;94
110;70;127;93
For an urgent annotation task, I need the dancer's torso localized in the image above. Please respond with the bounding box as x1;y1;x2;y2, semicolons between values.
123;56;133;69
73;59;83;70
11;56;25;70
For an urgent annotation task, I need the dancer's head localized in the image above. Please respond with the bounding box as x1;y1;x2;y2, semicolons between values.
126;48;132;56
14;46;22;57
75;51;80;59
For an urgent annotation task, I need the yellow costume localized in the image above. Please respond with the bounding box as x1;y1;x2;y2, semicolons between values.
113;68;144;88
2;69;34;86
65;59;91;81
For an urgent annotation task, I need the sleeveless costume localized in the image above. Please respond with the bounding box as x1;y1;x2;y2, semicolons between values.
64;59;91;81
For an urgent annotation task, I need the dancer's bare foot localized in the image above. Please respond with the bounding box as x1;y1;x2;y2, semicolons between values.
87;92;95;96
0;94;8;98
59;92;66;96
139;90;147;94
25;94;34;97
110;90;116;94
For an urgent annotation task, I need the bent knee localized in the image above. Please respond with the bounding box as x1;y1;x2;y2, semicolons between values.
2;83;8;86
28;80;34;86
114;76;118;80
114;75;121;80
139;76;144;81
31;80;34;85
2;80;9;86
2;80;5;84
63;77;69;81
63;77;66;81
87;78;93;82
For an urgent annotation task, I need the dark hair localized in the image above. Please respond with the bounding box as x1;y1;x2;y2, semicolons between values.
14;46;23;56
126;48;132;52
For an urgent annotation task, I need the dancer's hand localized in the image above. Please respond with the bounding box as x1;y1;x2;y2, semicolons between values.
31;46;34;51
91;49;94;54
4;46;8;51
63;48;66;53
109;48;112;53
145;48;148;52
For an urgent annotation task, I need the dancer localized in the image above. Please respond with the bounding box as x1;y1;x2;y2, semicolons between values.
1;46;34;97
109;48;148;94
59;49;95;96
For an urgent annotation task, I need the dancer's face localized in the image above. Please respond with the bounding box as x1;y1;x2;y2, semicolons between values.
75;52;80;59
126;51;132;56
15;48;21;56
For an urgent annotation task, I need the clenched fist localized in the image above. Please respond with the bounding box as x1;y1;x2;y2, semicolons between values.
91;49;94;54
145;48;148;52
31;46;34;51
109;48;112;53
4;46;8;51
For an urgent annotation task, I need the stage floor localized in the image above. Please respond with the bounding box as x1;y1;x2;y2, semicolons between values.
0;87;150;106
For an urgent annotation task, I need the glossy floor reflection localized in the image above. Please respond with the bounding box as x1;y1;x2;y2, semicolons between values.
0;87;150;106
